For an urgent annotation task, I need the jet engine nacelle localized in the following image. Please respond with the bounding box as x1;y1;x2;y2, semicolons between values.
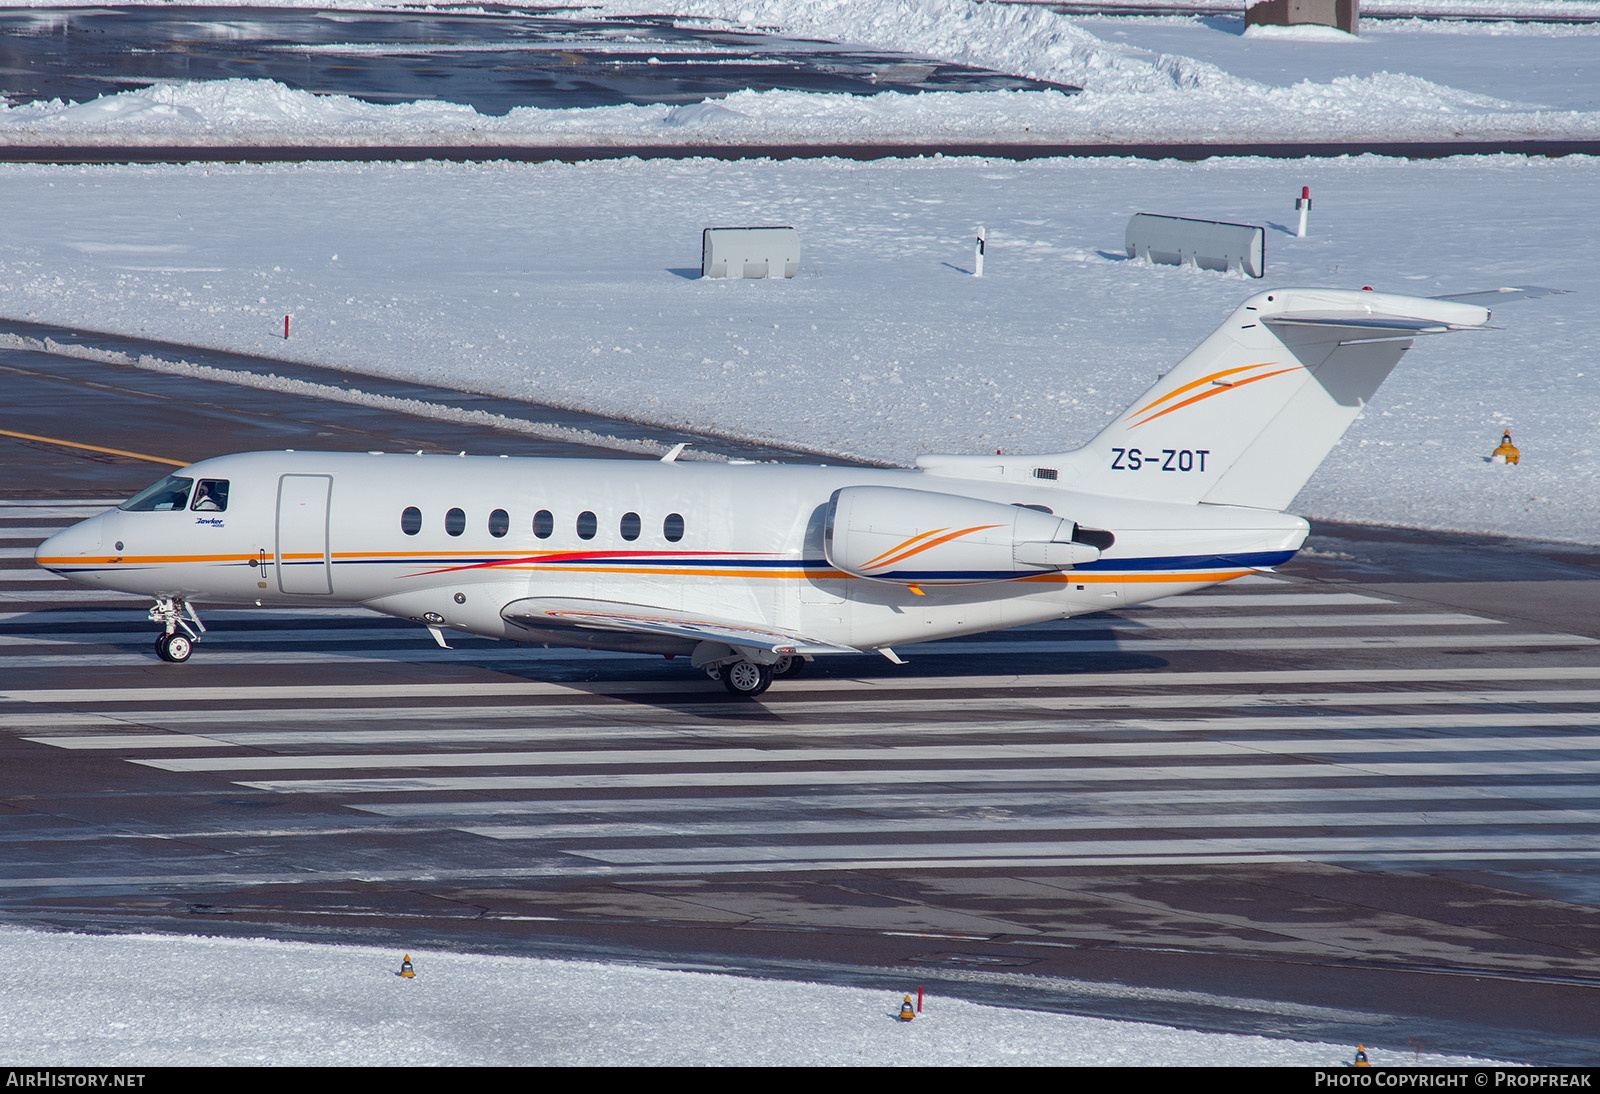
823;486;1100;585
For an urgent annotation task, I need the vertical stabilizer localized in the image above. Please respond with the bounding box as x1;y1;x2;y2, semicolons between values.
1052;288;1490;511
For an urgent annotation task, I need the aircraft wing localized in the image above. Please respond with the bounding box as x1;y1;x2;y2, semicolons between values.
501;597;859;655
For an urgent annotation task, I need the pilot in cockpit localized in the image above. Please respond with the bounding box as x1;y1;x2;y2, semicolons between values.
191;480;229;512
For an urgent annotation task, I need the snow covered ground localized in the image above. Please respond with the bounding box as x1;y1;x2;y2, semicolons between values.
0;928;1506;1066
2;150;1593;540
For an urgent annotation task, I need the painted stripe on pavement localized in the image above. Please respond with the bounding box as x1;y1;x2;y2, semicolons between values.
11;666;1600;705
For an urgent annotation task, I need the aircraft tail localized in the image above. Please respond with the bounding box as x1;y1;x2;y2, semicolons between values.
1051;288;1492;511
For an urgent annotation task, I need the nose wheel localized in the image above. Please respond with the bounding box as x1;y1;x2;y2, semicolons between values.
148;596;205;664
155;632;194;663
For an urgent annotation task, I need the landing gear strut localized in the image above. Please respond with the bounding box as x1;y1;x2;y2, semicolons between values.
149;596;205;664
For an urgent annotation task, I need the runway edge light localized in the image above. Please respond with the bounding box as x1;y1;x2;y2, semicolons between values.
397;954;415;978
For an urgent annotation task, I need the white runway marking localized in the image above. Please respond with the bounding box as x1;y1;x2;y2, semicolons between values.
233;760;1600;795
0;590;144;603
460;809;1600;842
0;607;371;624
350;783;1600;819
11;665;1600;706
19;686;1600;737
0;528;77;540
0;503;119;517
571;833;1600;867
1139;593;1393;608
0;632;1589;669
115;734;1600;774
0;611;1506;650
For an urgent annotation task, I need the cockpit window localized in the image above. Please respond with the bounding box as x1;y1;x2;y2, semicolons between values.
119;475;193;513
191;480;229;512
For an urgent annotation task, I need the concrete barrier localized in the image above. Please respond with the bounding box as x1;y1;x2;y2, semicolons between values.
1125;213;1265;278
702;226;799;279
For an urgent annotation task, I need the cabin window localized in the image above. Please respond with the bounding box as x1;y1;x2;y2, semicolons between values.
663;513;685;542
119;475;193;513
533;509;554;539
620;512;641;541
576;511;597;540
445;508;466;537
400;507;422;535
488;509;509;538
190;480;230;512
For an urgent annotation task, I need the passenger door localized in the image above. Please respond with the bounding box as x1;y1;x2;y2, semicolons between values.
275;474;333;594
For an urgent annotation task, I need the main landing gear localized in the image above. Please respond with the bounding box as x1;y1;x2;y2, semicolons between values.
714;654;806;697
719;659;773;696
149;596;205;663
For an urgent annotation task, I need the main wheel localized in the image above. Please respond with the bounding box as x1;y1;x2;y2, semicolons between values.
155;632;193;663
772;655;805;679
719;659;773;697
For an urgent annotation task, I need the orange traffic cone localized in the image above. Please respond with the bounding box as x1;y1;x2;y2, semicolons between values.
1491;431;1520;465
397;954;415;978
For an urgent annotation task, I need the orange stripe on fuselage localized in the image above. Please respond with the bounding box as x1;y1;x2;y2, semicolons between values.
37;552;1254;587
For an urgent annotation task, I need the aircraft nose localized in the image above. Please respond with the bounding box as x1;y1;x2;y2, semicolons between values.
34;517;106;577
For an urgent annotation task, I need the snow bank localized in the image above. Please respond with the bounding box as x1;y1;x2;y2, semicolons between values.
0;1;1596;147
0;928;1505;1066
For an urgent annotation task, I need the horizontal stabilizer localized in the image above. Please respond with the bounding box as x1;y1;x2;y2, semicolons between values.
1432;286;1569;306
502;597;857;656
1263;313;1491;335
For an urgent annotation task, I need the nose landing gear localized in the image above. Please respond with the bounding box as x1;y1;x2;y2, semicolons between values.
149;596;205;663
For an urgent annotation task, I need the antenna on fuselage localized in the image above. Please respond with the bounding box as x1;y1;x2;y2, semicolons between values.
660;442;689;463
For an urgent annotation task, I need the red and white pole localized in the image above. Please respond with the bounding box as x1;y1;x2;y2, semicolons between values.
1295;186;1311;238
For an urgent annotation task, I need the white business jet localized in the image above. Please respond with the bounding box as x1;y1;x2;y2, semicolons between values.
35;287;1496;695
